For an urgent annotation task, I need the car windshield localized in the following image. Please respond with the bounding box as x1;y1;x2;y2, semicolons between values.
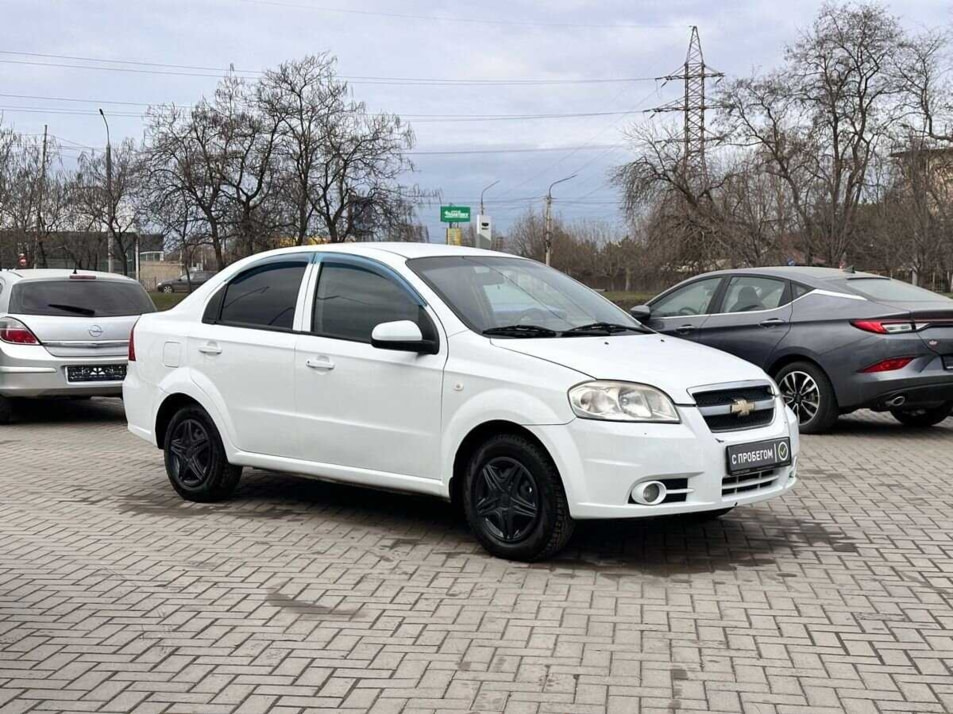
11;279;157;317
408;255;645;336
843;277;946;302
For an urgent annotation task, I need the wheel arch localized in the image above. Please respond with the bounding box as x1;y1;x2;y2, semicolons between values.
768;353;843;417
155;393;205;449
448;420;561;511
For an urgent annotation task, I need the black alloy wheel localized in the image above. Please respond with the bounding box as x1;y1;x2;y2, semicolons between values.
774;361;839;434
168;417;213;488
163;405;241;502
463;433;574;561
473;456;541;543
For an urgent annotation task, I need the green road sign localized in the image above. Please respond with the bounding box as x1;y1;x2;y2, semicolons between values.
440;206;471;223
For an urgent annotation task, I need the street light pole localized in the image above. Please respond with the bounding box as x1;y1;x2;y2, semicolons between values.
479;180;499;216
99;109;114;274
544;174;576;266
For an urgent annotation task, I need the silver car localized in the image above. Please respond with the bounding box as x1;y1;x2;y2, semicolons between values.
0;269;156;423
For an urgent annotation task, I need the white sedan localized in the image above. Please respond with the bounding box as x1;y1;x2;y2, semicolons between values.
124;243;798;561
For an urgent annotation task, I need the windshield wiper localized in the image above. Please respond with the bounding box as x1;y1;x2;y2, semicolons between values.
47;303;96;316
562;322;646;336
483;324;558;338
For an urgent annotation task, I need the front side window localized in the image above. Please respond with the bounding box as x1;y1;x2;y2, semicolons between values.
651;278;722;318
217;260;306;330
409;256;639;335
10;279;156;317
313;262;426;342
722;276;788;313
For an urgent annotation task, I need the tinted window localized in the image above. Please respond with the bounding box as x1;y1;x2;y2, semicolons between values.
793;283;813;299
722;276;787;313
651;278;722;318
845;278;944;302
11;279;156;317
313;262;424;342
218;260;306;330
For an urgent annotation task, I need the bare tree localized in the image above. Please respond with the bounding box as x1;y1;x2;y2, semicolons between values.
71;138;144;275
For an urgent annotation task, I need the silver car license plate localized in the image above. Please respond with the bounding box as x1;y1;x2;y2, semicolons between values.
66;364;127;383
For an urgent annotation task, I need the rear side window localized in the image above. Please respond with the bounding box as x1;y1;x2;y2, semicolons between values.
313;262;426;342
10;279;156;317
722;276;789;313
217;260;307;330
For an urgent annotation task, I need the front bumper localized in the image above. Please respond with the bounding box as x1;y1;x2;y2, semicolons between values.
535;398;798;520
0;343;127;398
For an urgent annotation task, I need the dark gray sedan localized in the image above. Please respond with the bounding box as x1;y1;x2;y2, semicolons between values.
638;267;953;433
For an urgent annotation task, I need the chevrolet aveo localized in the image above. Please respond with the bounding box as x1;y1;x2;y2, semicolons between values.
124;244;799;561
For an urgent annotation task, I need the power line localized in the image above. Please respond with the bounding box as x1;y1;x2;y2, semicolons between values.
0;51;663;86
232;0;689;30
408;145;625;156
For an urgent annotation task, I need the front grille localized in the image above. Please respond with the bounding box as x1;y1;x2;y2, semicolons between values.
722;467;782;497
693;383;775;433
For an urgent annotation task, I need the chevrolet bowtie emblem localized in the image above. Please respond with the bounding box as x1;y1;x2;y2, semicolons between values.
730;398;755;417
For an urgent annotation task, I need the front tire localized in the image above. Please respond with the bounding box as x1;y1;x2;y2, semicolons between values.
775;361;838;434
160;285;174;294
891;402;953;427
163;406;241;502
463;434;574;562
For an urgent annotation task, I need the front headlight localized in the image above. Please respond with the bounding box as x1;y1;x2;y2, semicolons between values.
568;381;680;423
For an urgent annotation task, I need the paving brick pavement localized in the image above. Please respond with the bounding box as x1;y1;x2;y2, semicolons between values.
1;398;952;713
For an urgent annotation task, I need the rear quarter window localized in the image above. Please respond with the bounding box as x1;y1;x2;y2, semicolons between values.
10;279;157;317
843;278;945;302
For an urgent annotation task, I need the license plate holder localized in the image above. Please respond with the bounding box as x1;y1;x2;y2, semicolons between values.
66;364;127;383
726;437;791;474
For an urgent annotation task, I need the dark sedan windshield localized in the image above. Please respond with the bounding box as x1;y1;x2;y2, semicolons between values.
842;277;948;303
408;255;644;336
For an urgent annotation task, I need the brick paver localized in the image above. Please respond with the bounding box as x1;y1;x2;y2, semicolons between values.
1;398;952;713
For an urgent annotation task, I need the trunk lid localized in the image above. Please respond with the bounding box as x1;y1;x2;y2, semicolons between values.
6;277;155;358
867;299;953;357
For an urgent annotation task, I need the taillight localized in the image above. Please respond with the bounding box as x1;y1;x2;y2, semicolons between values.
0;318;40;345
128;321;137;361
859;357;914;373
851;319;917;334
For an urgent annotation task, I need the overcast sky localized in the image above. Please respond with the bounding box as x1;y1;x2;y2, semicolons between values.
1;0;950;240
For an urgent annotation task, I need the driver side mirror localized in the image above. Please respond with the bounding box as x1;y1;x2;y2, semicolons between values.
630;304;652;321
371;320;438;355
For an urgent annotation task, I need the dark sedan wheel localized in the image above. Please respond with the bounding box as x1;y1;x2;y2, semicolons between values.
160;285;174;294
775;361;838;434
463;434;574;561
163;405;241;502
891;402;953;427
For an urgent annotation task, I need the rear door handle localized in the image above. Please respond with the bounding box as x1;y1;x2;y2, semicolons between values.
675;324;696;335
198;342;222;355
759;318;786;328
305;356;335;371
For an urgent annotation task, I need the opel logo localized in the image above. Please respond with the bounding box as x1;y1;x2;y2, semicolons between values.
88;324;104;338
729;398;755;417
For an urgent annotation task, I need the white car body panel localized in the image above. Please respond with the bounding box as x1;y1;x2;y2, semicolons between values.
124;243;798;520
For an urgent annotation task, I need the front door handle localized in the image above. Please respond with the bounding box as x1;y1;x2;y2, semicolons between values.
305;356;335;371
675;324;696;335
759;318;786;328
198;342;222;355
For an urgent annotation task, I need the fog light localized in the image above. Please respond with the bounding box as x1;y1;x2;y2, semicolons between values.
632;480;667;506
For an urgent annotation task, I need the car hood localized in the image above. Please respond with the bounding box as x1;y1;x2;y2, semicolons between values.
493;334;771;404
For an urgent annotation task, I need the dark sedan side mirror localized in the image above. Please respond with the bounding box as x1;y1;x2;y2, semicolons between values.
630;304;652;320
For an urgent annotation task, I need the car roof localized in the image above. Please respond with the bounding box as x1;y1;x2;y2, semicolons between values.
226;242;525;262
696;266;884;285
0;269;140;283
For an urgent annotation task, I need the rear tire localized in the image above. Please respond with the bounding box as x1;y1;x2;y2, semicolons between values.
0;396;13;425
160;285;174;294
463;434;574;562
163;405;241;502
775;361;838;434
890;402;953;427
